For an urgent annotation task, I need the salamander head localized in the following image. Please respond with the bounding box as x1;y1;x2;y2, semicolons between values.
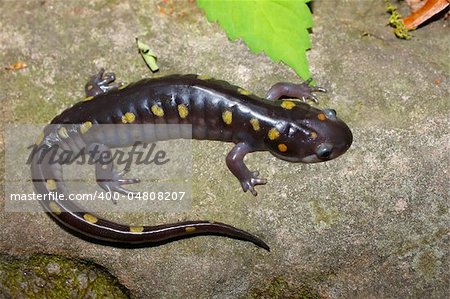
265;108;353;163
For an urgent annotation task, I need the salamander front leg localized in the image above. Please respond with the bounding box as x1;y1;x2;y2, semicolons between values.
226;143;267;196
89;143;140;200
266;78;327;103
85;68;125;97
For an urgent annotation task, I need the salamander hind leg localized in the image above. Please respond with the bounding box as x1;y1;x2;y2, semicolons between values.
226;143;267;196
85;68;125;97
266;78;327;102
89;143;140;200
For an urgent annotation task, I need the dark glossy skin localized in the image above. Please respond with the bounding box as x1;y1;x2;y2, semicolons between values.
30;69;352;251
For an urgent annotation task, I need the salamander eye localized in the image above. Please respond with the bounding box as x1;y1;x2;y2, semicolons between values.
316;143;333;159
323;109;337;120
288;126;297;138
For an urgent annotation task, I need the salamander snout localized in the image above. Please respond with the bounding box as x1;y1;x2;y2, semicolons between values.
266;108;353;164
302;116;353;163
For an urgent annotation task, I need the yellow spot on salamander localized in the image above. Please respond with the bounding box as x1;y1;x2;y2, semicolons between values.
237;87;251;95
197;74;212;80
83;96;94;102
35;132;44;145
86;84;93;91
281;100;296;110
118;83;130;90
268;128;280;140
222;110;232;125
177;104;189;119
130;226;144;233
185;227;196;233
122;112;136;123
58;127;69;139
318;113;326;121
151;105;165;117
80;121;92;134
278;144;288;152
249;118;260;131
310;131;318;139
46;179;57;191
49;201;61;215
83;213;98;224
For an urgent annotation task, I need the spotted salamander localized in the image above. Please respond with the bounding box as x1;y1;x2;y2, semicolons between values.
30;69;352;251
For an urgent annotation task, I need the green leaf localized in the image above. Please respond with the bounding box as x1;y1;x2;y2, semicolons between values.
197;0;314;80
136;38;159;72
